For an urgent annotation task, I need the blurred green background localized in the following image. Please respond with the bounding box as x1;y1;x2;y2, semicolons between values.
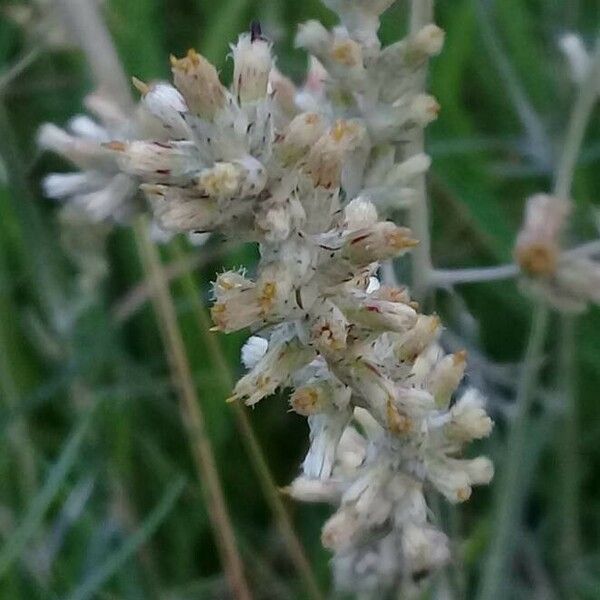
0;0;599;598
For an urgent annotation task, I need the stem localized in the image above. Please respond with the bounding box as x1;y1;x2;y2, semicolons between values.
0;46;42;96
407;0;434;302
477;304;550;600
169;241;324;600
550;35;600;595
429;240;600;288
553;36;600;200
556;316;580;596
134;222;252;600
112;241;239;323
567;239;600;258
474;1;552;170
430;264;518;286
409;0;434;33
55;0;134;113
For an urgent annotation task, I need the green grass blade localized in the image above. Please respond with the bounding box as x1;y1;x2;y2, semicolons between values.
66;476;186;600
0;405;96;578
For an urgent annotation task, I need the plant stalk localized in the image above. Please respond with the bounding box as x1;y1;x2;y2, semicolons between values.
407;0;434;302
477;304;550;600
134;222;252;600
55;0;134;113
551;35;600;595
556;316;580;596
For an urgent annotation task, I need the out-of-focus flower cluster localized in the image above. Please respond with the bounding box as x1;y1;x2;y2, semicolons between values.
515;194;600;312
38;91;141;223
39;1;493;594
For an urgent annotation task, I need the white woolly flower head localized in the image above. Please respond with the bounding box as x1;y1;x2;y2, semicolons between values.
38;10;493;597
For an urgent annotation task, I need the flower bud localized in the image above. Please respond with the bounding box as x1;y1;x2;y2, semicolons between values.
285;475;341;503
393;314;440;362
343;222;418;266
409;25;445;60
429;350;467;408
211;271;261;332
555;256;600;308
310;301;349;353
402;93;441;126
133;78;189;138
197;163;240;198
142;184;219;232
291;384;328;416
38;124;113;170
463;456;494;486
276;112;327;166
343;197;379;230
402;523;450;577
303;411;351;479
230;339;316;406
446;389;493;441
322;508;361;551
232;30;272;105
515;193;570;277
344;297;418;333
269;68;298;120
371;285;415;307
196;156;266;199
341;360;397;427
386;153;431;186
296;57;328;113
304;120;366;188
336;426;367;471
170;49;225;120
295;20;330;56
330;37;363;68
42;172;105;200
67;174;137;222
425;458;472;503
379;24;444;78
107;140;201;184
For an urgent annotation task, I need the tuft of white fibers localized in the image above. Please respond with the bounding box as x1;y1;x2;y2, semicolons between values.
241;336;269;370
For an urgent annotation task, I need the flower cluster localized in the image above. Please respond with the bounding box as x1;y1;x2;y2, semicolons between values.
38;90;142;224
39;2;493;594
515;193;600;312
